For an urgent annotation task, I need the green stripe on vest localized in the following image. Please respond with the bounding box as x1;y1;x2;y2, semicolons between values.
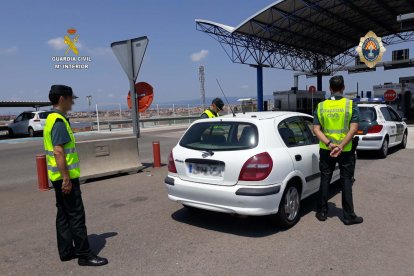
43;112;80;181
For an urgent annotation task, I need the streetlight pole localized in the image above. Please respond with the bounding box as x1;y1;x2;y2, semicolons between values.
86;95;92;127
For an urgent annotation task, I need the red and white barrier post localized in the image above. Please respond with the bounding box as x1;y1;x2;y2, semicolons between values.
152;141;161;168
36;154;49;191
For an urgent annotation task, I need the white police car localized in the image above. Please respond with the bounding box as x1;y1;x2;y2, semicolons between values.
165;112;340;228
356;103;407;158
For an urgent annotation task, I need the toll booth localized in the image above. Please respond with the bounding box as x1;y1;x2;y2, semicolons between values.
273;89;326;115
373;82;414;119
237;98;257;113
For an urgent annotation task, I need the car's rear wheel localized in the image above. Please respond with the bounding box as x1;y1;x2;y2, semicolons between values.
378;137;388;158
28;127;34;137
8;128;14;138
400;131;407;149
275;183;301;228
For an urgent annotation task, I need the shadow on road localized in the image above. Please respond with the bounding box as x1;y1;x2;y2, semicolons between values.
356;146;401;159
88;232;118;255
141;162;167;168
171;182;342;237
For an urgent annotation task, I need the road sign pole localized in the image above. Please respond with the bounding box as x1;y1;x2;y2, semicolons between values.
127;40;140;139
111;36;148;155
129;78;139;135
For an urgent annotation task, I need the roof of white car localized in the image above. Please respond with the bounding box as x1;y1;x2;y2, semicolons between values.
213;111;310;120
357;103;388;108
23;110;48;113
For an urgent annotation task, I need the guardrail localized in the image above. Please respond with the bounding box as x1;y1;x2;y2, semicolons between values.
92;116;199;131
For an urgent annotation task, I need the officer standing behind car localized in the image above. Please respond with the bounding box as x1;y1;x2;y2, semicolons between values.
313;76;363;225
44;85;108;266
200;97;225;118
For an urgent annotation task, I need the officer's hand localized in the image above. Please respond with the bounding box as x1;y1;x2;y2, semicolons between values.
62;178;72;194
328;143;338;150
330;146;343;158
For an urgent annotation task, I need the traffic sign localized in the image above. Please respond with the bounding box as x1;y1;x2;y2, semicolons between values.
308;85;316;93
384;89;397;101
111;36;149;139
128;82;154;112
111;36;148;81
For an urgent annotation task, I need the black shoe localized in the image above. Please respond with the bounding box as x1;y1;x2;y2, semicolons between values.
315;212;327;221
78;255;108;266
343;216;363;225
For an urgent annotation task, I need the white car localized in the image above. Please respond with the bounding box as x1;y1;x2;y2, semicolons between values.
165;112;340;228
356;104;407;158
8;110;52;137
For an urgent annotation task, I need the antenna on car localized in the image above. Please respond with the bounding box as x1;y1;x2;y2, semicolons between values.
216;79;236;117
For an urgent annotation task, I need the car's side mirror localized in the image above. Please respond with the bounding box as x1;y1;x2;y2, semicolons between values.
402;117;407;122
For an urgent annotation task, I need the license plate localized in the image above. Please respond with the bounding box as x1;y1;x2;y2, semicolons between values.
188;163;224;177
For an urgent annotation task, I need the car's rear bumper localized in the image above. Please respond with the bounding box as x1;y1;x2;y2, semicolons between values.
356;135;383;150
31;123;44;132
165;175;282;216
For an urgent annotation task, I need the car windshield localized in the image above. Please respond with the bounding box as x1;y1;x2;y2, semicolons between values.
179;121;258;151
358;107;377;122
38;111;52;119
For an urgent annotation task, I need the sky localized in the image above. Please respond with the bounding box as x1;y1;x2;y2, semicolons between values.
0;0;413;113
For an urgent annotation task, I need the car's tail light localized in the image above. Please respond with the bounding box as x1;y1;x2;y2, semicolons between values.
168;150;177;173
239;152;273;181
367;125;383;134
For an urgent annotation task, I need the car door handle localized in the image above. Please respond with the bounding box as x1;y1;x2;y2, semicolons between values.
295;154;302;161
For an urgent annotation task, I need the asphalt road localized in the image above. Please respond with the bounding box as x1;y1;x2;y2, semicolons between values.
0;127;413;275
0;125;187;193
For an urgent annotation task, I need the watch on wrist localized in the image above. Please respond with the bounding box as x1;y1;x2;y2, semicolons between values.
326;140;332;147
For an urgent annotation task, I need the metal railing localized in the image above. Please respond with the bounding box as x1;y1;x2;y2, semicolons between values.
91;116;200;131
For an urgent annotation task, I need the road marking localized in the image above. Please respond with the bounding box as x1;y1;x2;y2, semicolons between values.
0;132;94;144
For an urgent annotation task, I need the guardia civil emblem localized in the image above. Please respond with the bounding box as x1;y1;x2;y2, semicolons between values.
356;31;386;68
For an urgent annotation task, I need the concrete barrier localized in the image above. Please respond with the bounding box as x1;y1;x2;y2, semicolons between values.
76;136;143;183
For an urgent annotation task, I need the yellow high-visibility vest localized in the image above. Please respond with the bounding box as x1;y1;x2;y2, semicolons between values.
43;112;80;181
317;98;353;152
202;109;218;118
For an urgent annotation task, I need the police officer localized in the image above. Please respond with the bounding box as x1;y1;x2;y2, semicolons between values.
200;98;225;118
313;76;363;225
44;85;108;266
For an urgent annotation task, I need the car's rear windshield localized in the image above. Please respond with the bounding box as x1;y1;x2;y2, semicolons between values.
179;122;259;151
38;111;52;119
358;107;377;122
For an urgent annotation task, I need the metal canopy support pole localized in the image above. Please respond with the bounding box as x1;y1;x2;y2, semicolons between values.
294;74;299;89
257;66;263;111
317;73;323;92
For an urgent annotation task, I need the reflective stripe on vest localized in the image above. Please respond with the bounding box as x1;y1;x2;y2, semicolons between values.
43;112;80;181
47;162;80;173
202;109;218;118
45;148;76;156
317;98;353;152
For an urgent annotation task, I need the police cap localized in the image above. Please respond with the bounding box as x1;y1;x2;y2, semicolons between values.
212;97;224;110
49;85;78;99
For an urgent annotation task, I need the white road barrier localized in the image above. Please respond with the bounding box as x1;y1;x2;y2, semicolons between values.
76;136;143;183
